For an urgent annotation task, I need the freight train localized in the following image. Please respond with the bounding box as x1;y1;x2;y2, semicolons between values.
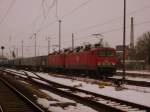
1;44;117;78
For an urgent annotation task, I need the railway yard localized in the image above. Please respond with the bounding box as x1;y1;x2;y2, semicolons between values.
1;0;150;112
0;68;150;112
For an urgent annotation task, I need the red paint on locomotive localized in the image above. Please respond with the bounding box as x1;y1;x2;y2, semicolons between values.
65;47;117;70
48;53;65;68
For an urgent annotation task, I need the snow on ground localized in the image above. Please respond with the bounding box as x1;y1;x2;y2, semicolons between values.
37;73;86;87
33;78;49;85
36;72;150;107
113;75;150;82
117;70;150;75
19;80;29;84
7;71;27;78
37;89;98;112
6;69;39;78
125;85;150;93
6;68;25;74
23;71;39;78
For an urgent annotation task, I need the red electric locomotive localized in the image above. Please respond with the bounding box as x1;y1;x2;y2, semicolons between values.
65;46;117;77
47;45;117;77
48;52;65;71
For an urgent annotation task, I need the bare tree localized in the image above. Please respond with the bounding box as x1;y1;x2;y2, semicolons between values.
135;31;150;64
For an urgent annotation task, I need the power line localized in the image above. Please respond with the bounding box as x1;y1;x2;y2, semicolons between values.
0;0;16;26
73;4;150;34
61;0;92;19
34;0;93;35
41;0;56;19
33;0;56;31
51;3;150;39
62;20;150;45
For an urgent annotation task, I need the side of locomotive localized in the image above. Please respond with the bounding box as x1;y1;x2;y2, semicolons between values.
48;53;65;72
65;47;117;77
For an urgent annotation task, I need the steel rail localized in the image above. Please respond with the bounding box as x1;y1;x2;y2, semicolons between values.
0;77;45;112
2;69;150;111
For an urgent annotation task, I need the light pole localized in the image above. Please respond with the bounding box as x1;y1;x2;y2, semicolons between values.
122;0;126;80
59;20;61;53
22;40;24;58
1;46;5;58
72;33;74;50
46;37;51;54
34;33;37;57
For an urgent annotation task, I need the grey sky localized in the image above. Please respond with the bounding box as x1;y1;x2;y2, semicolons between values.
0;0;150;57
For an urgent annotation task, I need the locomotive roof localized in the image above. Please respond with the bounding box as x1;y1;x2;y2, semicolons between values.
48;47;115;55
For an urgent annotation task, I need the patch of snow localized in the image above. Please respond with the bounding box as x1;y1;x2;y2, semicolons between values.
73;92;92;98
36;72;150;107
37;98;50;108
19;80;29;84
37;73;85;87
41;89;75;103
113;75;150;82
117;70;150;75
33;78;49;85
124;85;150;93
23;71;39;78
5;69;27;78
37;89;98;112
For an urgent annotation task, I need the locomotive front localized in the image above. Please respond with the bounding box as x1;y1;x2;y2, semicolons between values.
94;48;117;77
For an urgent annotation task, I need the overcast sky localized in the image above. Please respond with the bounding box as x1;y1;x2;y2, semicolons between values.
0;0;150;58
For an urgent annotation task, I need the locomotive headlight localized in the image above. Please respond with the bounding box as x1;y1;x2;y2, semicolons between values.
111;63;116;66
97;62;101;66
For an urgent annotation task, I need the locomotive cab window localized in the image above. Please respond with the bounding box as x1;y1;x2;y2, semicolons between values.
97;50;115;56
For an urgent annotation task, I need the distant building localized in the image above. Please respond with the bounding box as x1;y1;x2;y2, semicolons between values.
116;45;129;60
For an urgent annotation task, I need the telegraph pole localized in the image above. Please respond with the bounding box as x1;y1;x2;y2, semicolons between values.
72;33;74;50
22;40;24;58
59;20;61;53
34;33;37;56
48;37;51;54
122;0;126;80
16;47;18;58
1;46;5;58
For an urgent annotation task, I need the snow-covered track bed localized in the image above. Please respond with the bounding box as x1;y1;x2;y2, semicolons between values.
2;69;150;112
0;77;44;112
32;72;150;111
117;70;150;79
108;77;150;87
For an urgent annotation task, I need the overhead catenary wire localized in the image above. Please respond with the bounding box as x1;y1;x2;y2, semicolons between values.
41;0;56;19
41;3;150;41
61;0;92;19
14;0;56;39
0;0;16;26
34;0;93;35
73;4;150;34
29;0;93;40
62;20;150;45
33;0;57;32
11;1;150;53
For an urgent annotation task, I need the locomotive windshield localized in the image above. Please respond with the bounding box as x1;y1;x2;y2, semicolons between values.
97;50;115;56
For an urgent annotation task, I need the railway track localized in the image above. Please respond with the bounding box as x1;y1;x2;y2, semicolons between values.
5;67;150;88
1;69;150;112
0;77;44;112
108;77;150;87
